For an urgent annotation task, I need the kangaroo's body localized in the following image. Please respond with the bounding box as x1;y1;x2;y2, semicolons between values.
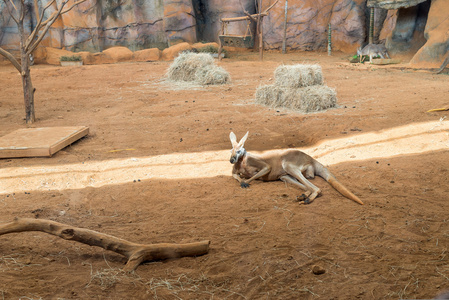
357;44;390;63
229;132;363;205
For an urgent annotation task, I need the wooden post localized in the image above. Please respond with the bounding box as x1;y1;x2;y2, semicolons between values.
369;7;374;44
218;22;224;61
282;0;288;54
258;0;263;61
327;23;331;56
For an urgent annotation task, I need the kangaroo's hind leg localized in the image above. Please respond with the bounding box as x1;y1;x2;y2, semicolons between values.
283;163;322;204
280;175;312;203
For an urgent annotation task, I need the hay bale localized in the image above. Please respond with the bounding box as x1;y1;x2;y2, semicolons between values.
167;52;230;85
255;84;336;113
274;64;323;88
295;85;337;112
194;65;230;85
255;84;286;107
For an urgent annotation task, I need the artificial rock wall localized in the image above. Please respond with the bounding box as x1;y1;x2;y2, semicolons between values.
0;0;381;54
1;0;448;66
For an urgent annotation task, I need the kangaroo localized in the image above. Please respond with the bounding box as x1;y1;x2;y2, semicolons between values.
436;54;449;74
357;43;390;63
229;132;364;205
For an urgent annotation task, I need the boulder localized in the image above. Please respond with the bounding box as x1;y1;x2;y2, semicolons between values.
102;47;134;63
88;52;115;65
44;48;78;65
77;51;94;65
409;0;449;68
161;42;192;60
192;42;220;50
133;48;162;61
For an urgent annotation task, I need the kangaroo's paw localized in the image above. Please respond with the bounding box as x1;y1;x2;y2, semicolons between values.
296;194;308;201
297;197;312;205
240;182;250;188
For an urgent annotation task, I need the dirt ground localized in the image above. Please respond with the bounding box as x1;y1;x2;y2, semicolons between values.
1;50;449;299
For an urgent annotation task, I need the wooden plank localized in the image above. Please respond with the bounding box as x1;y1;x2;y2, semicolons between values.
0;126;89;158
371;58;402;65
221;12;267;22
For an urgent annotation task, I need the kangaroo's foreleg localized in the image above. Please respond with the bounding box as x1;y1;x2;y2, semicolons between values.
232;173;247;187
240;166;271;188
283;163;321;204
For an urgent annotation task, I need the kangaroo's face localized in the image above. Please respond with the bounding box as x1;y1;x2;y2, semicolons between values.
229;132;249;164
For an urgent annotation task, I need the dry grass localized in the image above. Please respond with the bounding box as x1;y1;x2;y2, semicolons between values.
274;64;323;88
255;84;337;113
255;64;336;113
166;52;230;85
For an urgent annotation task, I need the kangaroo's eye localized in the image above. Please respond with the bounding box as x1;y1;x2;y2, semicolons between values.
236;150;241;154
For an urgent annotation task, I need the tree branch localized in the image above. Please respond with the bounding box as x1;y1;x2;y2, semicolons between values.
27;0;86;54
26;0;68;55
26;0;56;51
0;46;21;72
0;218;211;272
3;0;19;25
262;0;279;14
60;0;87;15
7;0;17;11
19;0;25;22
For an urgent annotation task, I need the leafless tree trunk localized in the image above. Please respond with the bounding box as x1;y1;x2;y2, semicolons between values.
0;0;86;124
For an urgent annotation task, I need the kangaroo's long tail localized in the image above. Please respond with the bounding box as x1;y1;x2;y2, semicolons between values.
327;177;364;205
314;162;364;205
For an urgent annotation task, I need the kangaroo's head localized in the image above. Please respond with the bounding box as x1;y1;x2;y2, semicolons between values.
229;131;249;164
356;47;362;56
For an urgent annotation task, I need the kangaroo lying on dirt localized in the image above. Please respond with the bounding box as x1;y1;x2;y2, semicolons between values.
229;132;364;205
357;43;390;63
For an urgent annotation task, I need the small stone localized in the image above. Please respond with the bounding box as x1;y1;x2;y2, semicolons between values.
312;265;326;275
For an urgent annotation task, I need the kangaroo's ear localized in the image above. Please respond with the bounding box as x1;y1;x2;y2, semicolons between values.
230;132;237;145
238;131;249;147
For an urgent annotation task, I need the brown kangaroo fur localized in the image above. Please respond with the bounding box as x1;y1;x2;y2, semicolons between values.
229;132;363;205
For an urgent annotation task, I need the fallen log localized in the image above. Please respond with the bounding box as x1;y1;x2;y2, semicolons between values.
0;218;210;271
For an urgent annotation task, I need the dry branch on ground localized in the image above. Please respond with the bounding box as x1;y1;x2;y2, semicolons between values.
0;218;210;271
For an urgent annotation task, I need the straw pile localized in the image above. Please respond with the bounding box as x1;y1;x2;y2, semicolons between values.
255;64;337;113
274;64;323;87
167;52;230;85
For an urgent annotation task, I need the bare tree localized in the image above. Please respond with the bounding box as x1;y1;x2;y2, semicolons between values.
0;0;86;124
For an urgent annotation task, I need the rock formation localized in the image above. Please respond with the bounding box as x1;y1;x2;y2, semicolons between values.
1;0;448;67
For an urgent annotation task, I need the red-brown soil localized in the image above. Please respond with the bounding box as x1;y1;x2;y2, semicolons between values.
1;51;449;299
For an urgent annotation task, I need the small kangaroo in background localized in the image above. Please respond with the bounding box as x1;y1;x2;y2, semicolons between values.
357;43;390;63
229;132;364;205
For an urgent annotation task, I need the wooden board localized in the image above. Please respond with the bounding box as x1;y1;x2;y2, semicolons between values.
371;58;402;65
0;126;89;158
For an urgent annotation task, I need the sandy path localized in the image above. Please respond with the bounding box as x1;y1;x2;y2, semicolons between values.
1;119;447;195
